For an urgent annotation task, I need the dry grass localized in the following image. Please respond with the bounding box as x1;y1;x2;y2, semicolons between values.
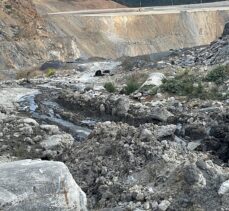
16;69;43;80
0;73;8;81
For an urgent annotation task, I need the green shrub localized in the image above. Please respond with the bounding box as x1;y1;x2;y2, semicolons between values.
160;67;228;100
124;73;148;95
125;78;141;95
161;77;196;96
140;85;158;95
160;70;228;100
104;82;116;93
5;4;12;10
46;68;55;77
205;65;229;84
160;71;206;98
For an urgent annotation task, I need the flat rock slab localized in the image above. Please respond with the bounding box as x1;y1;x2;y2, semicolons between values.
0;160;87;211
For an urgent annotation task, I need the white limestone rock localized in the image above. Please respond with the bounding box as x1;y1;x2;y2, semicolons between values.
0;159;87;210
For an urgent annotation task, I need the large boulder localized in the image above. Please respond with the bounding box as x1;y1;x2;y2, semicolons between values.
0;160;87;211
141;72;165;87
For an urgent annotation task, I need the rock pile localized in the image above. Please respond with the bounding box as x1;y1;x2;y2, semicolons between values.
63;121;229;210
223;22;229;36
58;90;173;124
171;23;229;66
0;114;73;160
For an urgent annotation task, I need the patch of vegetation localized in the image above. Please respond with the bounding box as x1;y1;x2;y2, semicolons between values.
205;65;229;84
160;69;227;100
124;73;148;95
125;78;141;95
4;4;12;10
16;70;42;80
161;71;199;96
16;70;30;80
140;85;158;95
46;68;55;77
104;82;116;93
0;73;7;81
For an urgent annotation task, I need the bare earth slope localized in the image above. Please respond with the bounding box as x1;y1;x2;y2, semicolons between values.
33;0;125;14
45;6;229;58
0;0;79;71
0;0;47;40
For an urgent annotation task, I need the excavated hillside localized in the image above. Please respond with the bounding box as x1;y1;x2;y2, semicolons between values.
0;0;46;40
45;7;229;58
33;0;125;14
0;0;229;72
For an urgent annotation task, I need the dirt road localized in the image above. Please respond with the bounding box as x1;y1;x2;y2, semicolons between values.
47;1;229;16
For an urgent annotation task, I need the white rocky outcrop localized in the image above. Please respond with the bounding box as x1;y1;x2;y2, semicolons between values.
141;72;165;87
0;160;87;211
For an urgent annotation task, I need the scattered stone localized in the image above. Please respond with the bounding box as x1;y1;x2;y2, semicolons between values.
158;200;171;211
155;125;176;138
187;141;201;151
223;22;229;36
40;124;60;135
40;134;74;155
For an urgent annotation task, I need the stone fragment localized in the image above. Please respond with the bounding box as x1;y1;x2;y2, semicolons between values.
141;72;165;87
155;125;176;139
41;134;73;150
40;124;60;135
158;200;170;211
218;180;229;195
140;128;152;141
187;141;201;151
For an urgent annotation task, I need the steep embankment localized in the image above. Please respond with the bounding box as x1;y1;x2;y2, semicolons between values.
0;0;229;71
46;7;229;58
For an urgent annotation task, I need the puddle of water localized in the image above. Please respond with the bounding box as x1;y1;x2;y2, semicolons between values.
18;92;92;141
18;93;40;113
32;113;91;141
81;119;97;127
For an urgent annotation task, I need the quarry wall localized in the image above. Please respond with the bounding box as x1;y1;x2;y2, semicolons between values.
47;8;229;59
0;4;229;70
